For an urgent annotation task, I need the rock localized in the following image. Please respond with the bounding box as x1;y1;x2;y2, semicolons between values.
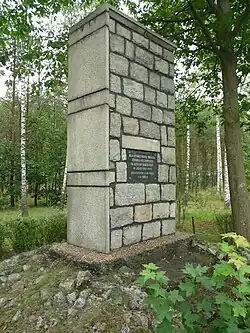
22;265;30;272
36;316;43;329
54;291;66;306
67;292;77;305
11;280;25;292
118;266;134;276
29;315;37;323
0;297;8;308
104;286;124;305
67;307;78;317
93;322;107;332
49;318;58;327
5;299;16;308
122;286;146;310
131;312;149;328
59;279;75;292
73;297;86;309
79;289;91;299
12;310;21;322
40;289;50;301
120;325;131;333
8;273;21;284
76;270;92;287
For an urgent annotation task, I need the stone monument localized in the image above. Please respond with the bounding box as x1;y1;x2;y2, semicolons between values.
67;4;176;253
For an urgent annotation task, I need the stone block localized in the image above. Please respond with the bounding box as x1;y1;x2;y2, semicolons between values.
162;219;175;235
170;202;176;218
161;125;167;146
169;166;176;183
149;41;162;56
132;32;149;48
116;95;131;115
149;71;160;89
163;48;174;63
117;23;131;39
67;171;114;186
109;19;116;33
110;206;133;228
68;89;108;114
143;221;161;240
158;164;169;183
163;111;175;125
110;74;121;93
110;188;114;207
169;63;174;77
110;139;120;161
123;78;143;100
125;40;134;60
111;229;122;249
134;204;152;222
161;184;176;201
110;34;125;54
122;149;126;160
153;202;170;219
123;225;142;245
168;127;175;146
132;100;151;120
130;63;148;84
155;57;169;75
168;94;175;110
116;162;127;182
110;93;115;108
161;76;174;93
69;27;108;100
110;112;121;138
152;107;163;124
157;91;168;108
144;86;156;105
135;47;154;69
162;147;175;164
122;135;160;152
123;116;139;135
146;184;160;202
115;183;145;206
68;105;109;171
67;187;109;253
140;120;160;140
110;53;129;76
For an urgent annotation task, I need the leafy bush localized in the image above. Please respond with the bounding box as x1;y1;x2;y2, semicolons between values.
137;233;250;333
0;222;5;250
215;211;234;233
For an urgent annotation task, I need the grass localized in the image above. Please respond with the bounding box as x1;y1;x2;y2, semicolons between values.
0;206;62;220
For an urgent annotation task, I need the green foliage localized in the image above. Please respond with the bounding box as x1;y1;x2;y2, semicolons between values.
215;211;234;234
0;211;66;254
137;233;250;332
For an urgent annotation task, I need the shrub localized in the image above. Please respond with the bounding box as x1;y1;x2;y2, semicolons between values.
11;212;67;253
0;222;5;250
215;211;234;233
137;233;250;333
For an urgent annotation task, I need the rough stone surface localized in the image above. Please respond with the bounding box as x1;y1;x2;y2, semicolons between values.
117;23;131;39
130;63;148;84
143;221;161;240
161;76;174;93
135;47;154;69
125;40;134;60
110;53;129;76
115;184;145;206
110;74;121;93
144;86;156;105
122;135;160;152
123;116;139;135
116;95;131;115
152;107;163;124
116;162;127;182
134;204;152;222
153;202;170;219
132;101;151;120
157;91;168;108
170;202;176;218
162;147;175;164
132;32;149;48
111;229;123;249
161;184;176;201
168;94;175;110
169;166;176;183
110;112;121;138
163;48;174;62
163;111;175;125
123;225;142;245
123;78;143;100
110;34;125;54
140;120;160;139
149;41;162;56
162;219;175;235
149;71;160;89
110;139;121;161
158;164;169;183
155;57;169;75
110;187;114;207
146;184;160;203
110;207;133;228
161;125;167;146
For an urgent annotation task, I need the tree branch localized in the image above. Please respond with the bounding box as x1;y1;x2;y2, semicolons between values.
188;1;220;55
231;0;250;39
206;0;220;15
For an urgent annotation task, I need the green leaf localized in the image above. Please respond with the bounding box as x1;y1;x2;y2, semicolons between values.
155;270;170;284
196;276;216;290
179;279;196;296
232;304;247;318
213;261;235;277
142;263;159;270
183;264;209;278
168;289;184;304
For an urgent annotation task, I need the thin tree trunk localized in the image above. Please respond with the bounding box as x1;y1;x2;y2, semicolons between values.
224;146;230;208
221;51;250;240
216;115;223;195
20;81;28;217
34;183;39;207
185;124;190;194
60;150;68;205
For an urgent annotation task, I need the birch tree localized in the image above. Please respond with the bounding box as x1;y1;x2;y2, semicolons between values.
224;146;231;208
216;115;223;195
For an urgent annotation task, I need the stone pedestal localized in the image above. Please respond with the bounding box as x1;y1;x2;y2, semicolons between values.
67;4;176;253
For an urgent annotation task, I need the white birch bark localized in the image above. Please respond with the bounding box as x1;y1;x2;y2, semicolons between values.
185;124;191;193
61;148;68;204
20;80;28;217
224;146;231;207
216;115;223;195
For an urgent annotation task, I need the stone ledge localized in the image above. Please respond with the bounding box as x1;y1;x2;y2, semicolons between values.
47;232;194;273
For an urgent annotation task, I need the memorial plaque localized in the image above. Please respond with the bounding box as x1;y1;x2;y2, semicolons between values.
127;149;158;183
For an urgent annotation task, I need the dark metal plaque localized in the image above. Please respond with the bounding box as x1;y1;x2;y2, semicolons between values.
127;149;158;183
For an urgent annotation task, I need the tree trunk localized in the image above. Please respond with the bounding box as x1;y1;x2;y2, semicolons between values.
20;81;28;217
224;146;231;208
60;149;68;205
221;51;250;240
216;115;223;195
10;41;16;208
185;124;191;194
34;182;38;207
